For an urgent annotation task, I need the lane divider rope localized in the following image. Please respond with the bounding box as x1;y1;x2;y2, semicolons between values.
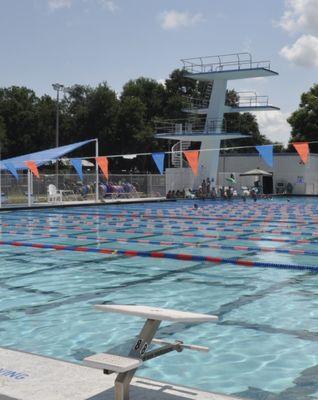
1;239;317;272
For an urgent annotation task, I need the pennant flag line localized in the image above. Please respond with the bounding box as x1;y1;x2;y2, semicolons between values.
4;162;19;180
151;152;165;175
70;158;83;181
293;142;309;164
24;161;39;178
256;144;273;167
183;150;199;176
96;156;109;180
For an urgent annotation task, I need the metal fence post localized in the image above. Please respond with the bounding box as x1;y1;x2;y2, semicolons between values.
27;170;31;207
95;139;99;203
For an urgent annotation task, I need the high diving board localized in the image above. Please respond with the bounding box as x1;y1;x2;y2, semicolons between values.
85;304;218;400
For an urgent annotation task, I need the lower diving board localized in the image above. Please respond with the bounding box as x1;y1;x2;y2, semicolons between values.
84;304;218;400
84;353;143;373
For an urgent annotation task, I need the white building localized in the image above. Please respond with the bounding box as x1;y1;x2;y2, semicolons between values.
218;152;318;195
166;152;318;195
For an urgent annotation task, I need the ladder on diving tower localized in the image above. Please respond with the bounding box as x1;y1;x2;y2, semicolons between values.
171;140;191;168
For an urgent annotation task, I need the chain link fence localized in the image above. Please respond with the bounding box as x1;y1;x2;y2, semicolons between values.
0;172;166;207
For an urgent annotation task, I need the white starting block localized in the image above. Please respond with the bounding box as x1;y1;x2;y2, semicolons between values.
84;304;218;400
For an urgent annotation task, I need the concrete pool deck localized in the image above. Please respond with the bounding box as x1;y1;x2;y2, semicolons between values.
0;197;168;211
0;347;242;400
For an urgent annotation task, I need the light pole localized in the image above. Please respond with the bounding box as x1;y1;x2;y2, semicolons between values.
52;83;64;187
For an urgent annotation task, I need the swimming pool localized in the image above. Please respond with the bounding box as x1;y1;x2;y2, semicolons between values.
1;198;318;399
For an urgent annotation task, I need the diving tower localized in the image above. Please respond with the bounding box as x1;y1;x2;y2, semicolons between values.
155;52;279;188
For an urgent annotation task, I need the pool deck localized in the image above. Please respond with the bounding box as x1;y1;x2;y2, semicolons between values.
0;197;168;211
0;347;242;400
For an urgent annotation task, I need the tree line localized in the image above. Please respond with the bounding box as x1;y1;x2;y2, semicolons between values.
0;68;315;172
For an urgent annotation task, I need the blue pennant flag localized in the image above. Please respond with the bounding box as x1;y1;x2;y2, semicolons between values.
256;145;273;167
70;158;83;181
4;162;19;180
151;152;165;175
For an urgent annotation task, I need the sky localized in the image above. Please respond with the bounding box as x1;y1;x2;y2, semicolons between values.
1;0;318;146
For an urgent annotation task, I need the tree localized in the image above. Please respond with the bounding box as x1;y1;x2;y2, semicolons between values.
0;116;7;154
221;88;274;153
120;77;168;157
288;83;318;152
0;71;273;165
121;77;166;120
61;83;119;156
0;86;39;157
34;94;56;150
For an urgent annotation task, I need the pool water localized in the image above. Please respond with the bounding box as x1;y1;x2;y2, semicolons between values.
1;198;318;399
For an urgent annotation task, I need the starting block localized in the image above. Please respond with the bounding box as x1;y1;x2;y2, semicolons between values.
84;304;218;400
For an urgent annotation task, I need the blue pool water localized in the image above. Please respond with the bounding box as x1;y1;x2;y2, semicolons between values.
1;198;318;399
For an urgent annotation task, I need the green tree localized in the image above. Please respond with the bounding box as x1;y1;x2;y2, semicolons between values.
223;112;272;153
60;83;119;156
221;88;274;153
288;83;318;152
121;77;166;120
34;94;56;150
0;116;7;155
0;87;36;157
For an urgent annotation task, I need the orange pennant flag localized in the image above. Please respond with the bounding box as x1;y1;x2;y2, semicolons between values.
293;142;309;164
183;150;199;176
24;161;40;178
96;156;109;180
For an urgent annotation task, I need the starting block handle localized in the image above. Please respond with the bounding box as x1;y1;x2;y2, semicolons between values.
152;338;210;353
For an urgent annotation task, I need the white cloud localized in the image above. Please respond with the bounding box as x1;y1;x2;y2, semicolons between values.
278;0;318;67
256;111;291;146
98;0;118;12
280;34;318;67
159;10;203;30
48;0;72;10
50;0;119;12
157;79;166;86
279;0;318;35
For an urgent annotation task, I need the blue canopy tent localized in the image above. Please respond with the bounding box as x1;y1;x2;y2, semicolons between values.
0;138;99;207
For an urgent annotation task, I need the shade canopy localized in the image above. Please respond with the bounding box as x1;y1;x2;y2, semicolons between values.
0;139;95;170
240;168;272;177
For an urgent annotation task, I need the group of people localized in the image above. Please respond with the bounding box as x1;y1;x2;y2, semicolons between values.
99;180;138;198
166;176;275;202
166;189;186;199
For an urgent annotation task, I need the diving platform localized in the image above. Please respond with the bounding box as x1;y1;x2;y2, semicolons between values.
184;67;277;81
183;92;280;115
155;117;249;141
155;52;279;187
156;132;248;142
181;53;278;81
183;105;280;115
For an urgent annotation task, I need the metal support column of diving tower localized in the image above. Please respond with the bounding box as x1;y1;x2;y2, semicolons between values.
155;52;279;190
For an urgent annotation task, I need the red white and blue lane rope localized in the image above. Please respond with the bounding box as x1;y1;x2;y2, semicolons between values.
0;239;318;272
1;225;317;245
2;218;318;239
1;229;318;257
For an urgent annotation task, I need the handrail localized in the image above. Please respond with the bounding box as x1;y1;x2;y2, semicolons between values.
235;92;269;108
183;92;270;110
155;117;228;135
181;52;271;74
